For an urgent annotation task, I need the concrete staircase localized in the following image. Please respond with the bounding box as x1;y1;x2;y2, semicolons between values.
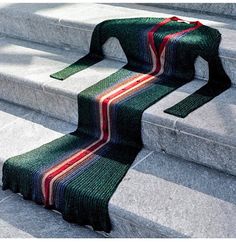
0;3;235;238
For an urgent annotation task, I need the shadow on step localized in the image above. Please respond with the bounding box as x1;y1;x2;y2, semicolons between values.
0;3;70;14
0;37;81;66
0;99;76;134
0;190;102;238
104;3;236;30
133;151;236;205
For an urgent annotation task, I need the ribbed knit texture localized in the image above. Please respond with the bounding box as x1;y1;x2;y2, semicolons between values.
50;53;104;80
2;17;231;232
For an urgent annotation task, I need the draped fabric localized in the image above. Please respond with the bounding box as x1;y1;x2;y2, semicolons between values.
2;17;231;232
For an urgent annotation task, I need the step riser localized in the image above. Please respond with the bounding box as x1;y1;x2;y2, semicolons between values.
109;214;168;238
0;76;78;124
142;3;236;19
0;8;235;86
142;122;236;176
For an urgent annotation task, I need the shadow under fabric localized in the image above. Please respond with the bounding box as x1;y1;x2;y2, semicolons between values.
2;17;231;232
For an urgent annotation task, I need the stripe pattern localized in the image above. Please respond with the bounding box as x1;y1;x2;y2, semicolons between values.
2;17;231;232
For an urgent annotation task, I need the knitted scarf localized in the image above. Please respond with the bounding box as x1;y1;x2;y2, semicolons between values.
2;17;231;232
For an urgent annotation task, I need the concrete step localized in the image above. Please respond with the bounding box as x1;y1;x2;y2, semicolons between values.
142;80;236;176
0;100;76;180
0;36;125;124
0;3;235;85
0;36;235;176
141;3;236;19
109;149;236;238
0;100;235;238
0;189;103;238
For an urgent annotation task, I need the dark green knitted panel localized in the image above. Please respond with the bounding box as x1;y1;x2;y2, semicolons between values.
50;53;103;80
164;26;231;117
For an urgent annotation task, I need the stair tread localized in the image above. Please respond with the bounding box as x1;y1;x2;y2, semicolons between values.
0;100;235;238
0;36;124;96
0;36;82;89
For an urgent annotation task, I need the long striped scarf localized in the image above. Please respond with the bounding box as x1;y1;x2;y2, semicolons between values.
2;17;231;232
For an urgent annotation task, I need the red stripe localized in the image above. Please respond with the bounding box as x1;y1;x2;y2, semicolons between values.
148;18;172;73
44;139;105;204
158;20;202;67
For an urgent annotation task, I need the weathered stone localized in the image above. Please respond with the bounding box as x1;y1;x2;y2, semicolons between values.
0;190;102;238
142;80;236;176
0;101;76;184
146;3;236;19
109;150;236;238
